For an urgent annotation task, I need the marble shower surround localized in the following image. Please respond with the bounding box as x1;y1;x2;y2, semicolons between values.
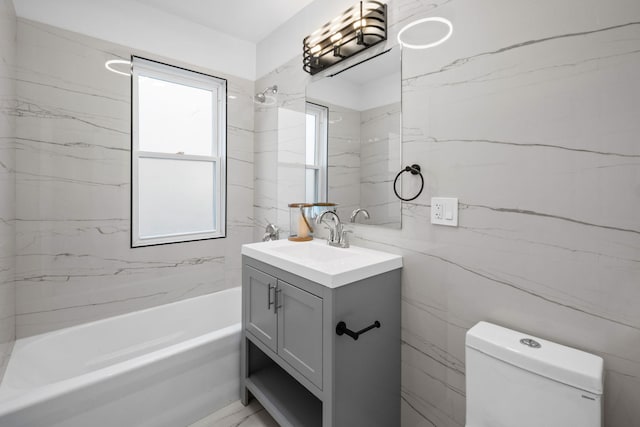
13;20;255;337
254;0;640;426
0;0;16;378
253;69;308;240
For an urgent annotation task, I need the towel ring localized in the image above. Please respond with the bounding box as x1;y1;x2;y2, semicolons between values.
393;164;424;201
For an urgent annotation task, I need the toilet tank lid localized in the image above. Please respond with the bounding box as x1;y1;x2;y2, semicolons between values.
466;322;603;395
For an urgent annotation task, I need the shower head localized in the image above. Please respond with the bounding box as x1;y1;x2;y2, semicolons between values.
255;85;278;103
265;85;278;95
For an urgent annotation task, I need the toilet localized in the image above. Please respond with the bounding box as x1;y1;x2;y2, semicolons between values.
465;321;604;427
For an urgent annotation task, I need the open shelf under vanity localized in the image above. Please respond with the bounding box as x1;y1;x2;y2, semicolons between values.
245;342;322;427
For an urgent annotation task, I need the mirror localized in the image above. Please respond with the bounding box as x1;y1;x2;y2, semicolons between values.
306;48;401;229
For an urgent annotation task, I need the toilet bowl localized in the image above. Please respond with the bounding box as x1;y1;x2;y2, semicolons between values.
465;321;604;427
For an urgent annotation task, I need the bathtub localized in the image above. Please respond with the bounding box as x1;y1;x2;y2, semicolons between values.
0;287;241;427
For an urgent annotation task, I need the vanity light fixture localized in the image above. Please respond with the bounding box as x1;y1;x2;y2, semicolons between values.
303;1;387;75
396;17;453;50
105;59;131;76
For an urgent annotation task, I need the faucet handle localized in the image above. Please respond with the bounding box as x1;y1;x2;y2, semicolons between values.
262;222;279;241
339;229;353;248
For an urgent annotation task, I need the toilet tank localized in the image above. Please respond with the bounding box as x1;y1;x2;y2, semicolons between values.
465;322;603;427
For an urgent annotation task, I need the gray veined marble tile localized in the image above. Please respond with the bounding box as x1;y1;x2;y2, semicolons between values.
0;0;16;375
13;18;256;337
255;1;640;425
188;401;278;427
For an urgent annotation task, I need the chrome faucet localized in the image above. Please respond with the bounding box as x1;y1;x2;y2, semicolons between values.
316;210;351;248
349;208;370;223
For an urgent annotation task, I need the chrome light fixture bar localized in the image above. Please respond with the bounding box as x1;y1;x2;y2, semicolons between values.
303;1;387;75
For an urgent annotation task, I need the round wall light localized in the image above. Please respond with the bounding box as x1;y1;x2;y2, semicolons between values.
105;59;131;76
397;17;453;50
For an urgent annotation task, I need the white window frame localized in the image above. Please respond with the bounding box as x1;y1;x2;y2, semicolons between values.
305;102;328;203
131;56;226;247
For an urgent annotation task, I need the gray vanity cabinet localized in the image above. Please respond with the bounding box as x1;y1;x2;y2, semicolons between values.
276;280;323;387
245;264;323;387
245;266;278;352
241;255;401;427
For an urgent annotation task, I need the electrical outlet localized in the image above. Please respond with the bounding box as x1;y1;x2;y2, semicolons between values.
433;202;443;220
431;197;458;226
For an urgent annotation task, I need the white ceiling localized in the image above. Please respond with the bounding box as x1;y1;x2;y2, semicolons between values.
135;0;316;43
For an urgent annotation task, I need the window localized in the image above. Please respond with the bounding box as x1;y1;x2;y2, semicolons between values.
305;102;328;203
131;57;226;247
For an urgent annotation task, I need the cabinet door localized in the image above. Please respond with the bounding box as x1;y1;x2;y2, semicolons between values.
245;266;277;353
277;280;323;388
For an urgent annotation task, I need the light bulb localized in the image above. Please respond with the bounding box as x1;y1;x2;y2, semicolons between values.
353;18;367;29
330;32;343;43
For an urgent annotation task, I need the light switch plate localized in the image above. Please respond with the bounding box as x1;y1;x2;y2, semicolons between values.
431;197;458;226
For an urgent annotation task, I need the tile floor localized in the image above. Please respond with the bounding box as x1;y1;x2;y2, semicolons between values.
189;400;278;427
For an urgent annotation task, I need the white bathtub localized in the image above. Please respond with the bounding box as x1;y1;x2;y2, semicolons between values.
0;287;241;427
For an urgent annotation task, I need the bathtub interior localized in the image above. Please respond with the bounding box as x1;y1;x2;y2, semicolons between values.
0;287;242;425
2;288;240;392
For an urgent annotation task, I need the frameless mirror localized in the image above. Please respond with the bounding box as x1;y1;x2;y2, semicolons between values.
306;47;401;229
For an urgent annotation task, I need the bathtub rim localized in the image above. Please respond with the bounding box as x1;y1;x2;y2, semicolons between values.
0;287;241;418
17;286;241;349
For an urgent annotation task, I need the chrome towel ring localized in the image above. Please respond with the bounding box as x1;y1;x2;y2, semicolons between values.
393;164;424;201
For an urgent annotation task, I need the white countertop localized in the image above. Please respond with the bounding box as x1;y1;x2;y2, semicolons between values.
242;239;402;288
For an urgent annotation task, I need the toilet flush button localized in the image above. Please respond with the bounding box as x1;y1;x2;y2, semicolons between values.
520;338;541;348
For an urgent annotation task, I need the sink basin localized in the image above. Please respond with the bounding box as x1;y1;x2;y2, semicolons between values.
270;242;360;263
241;239;402;287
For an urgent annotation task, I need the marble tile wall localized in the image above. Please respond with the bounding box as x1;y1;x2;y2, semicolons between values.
310;98;400;226
253;101;278;241
255;0;640;425
252;104;306;240
0;0;16;378
276;107;306;236
253;63;308;241
327;103;361;221
13;19;255;337
360;102;401;227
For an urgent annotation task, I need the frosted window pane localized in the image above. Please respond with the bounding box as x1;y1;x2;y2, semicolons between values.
305;168;317;203
306;113;316;165
138;76;214;156
139;158;215;238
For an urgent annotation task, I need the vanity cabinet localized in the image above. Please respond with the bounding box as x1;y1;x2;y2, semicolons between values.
245;265;323;387
245;266;277;351
241;254;401;427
